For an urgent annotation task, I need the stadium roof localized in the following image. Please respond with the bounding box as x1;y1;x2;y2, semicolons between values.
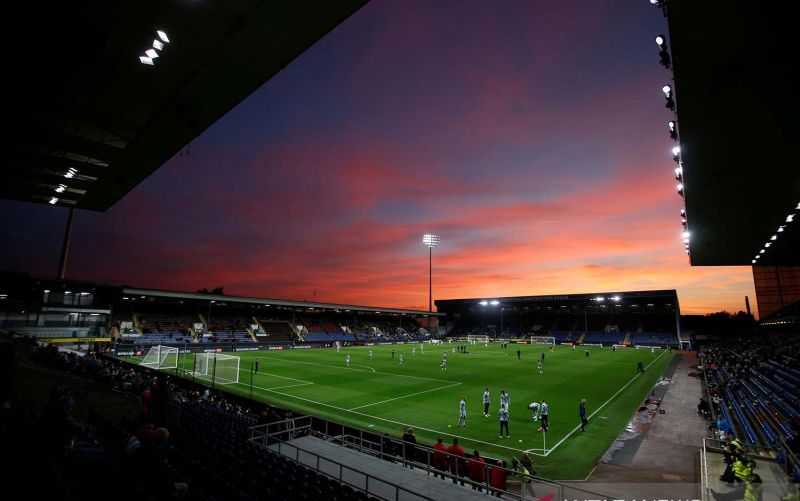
2;1;368;211
122;287;443;317
665;1;800;266
436;289;678;310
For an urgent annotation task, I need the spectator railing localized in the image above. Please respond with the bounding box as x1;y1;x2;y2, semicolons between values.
250;417;436;501
250;415;611;501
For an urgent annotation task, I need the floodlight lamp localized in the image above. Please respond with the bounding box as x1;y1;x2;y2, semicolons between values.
611;296;621;302
595;296;605;302
787;214;795;223
672;145;681;156
490;300;500;306
153;39;164;51
777;226;785;232
752;260;756;264
771;235;777;241
760;249;765;254
765;242;771;248
655;35;665;47
145;49;159;59
49;197;58;205
676;183;684;193
674;166;683;179
479;300;488;306
139;56;154;66
55;184;66;193
668;121;676;132
422;233;440;248
157;30;170;43
662;85;672;97
682;230;690;239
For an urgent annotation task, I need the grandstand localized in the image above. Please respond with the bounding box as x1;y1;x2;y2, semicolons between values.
436;290;681;348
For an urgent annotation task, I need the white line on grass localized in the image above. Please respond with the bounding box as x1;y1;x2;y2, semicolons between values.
347;382;463;411
234;381;540;456
254;357;454;384
265;382;315;391
533;349;668;456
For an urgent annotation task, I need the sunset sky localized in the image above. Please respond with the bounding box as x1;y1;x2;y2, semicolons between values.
0;1;756;315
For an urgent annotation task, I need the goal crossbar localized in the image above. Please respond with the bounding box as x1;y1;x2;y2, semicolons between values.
530;336;556;346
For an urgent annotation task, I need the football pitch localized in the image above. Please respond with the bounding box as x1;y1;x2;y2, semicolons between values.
129;342;673;480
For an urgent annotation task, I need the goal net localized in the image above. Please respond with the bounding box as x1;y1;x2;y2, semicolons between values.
140;345;178;370
530;336;556;346
467;335;490;344
193;353;240;385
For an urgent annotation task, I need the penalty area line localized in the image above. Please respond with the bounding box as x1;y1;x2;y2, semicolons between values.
348;382;463;411
235;381;543;456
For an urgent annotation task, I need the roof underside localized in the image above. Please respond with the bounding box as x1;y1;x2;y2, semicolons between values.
123;287;442;317
667;1;800;266
2;0;368;211
436;289;678;307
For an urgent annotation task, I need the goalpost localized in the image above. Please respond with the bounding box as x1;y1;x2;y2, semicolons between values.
193;353;240;385
140;345;178;370
530;336;556;346
467;334;490;344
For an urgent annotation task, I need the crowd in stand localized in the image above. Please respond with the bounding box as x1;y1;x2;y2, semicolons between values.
697;335;800;488
3;337;386;501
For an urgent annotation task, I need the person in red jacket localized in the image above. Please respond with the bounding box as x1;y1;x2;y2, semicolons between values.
489;459;508;497
447;438;466;485
432;438;448;478
468;450;487;491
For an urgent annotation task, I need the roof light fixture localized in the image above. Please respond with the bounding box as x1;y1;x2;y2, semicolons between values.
157;30;170;43
139;56;154;66
49;197;58;205
145;49;159;59
152;39;164;51
55;184;66;193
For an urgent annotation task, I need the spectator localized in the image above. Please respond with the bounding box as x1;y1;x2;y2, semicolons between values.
447;437;466;485
468;449;486;491
402;427;418;468
489;459;508;497
432;437;448;478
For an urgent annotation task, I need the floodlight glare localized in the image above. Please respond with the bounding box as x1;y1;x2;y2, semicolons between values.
676;183;684;192
787;214;795;223
671;145;681;157
153;39;164;51
611;295;621;302
157;30;170;43
752;259;756;264
655;35;665;47
55;184;66;193
479;300;488;306
771;235;777;241
422;233;440;248
139;56;154;66
760;249;765;254
680;209;686;217
490;300;500;306
682;231;690;239
662;85;672;97
595;296;605;302
49;197;58;205
674;166;683;179
777;225;785;232
145;49;159;59
765;242;771;248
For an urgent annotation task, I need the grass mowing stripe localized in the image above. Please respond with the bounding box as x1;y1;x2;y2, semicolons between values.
254;356;454;384
347;382;463;411
539;348;667;456
235;380;539;456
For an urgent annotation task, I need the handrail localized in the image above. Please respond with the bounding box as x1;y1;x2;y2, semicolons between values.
250;415;612;501
251;418;436;501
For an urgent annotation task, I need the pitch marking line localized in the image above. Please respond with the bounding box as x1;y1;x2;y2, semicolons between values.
348;382;463;411
265;382;315;391
234;381;541;456
255;357;454;384
528;349;668;456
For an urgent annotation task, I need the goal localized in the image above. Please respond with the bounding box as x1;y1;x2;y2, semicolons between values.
530;336;556;346
193;353;240;385
467;334;490;344
140;345;178;370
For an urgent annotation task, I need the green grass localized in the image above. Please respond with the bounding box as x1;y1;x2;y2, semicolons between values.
126;342;673;480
